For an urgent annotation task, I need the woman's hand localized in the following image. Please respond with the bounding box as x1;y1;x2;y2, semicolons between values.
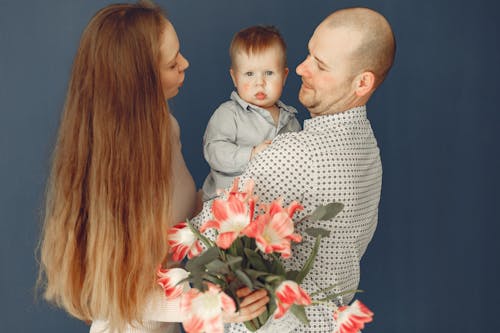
223;287;269;323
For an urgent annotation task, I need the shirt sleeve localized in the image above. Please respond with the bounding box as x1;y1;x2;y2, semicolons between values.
203;104;254;174
240;133;309;204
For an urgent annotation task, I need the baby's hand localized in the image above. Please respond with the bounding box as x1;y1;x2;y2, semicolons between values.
250;140;272;160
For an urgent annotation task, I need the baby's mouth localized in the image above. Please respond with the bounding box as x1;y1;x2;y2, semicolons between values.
255;92;267;100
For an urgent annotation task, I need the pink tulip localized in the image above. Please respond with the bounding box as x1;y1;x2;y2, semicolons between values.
274;280;312;319
244;199;303;258
200;193;255;249
167;222;203;261
156;267;190;298
180;283;236;333
333;300;374;333
225;177;257;203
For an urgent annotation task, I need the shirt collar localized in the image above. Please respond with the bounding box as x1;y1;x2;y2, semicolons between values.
230;91;297;114
304;106;367;131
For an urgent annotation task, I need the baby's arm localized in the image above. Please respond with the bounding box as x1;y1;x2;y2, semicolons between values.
203;106;254;173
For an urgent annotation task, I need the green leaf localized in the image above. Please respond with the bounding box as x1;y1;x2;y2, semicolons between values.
244;268;270;280
244;248;268;271
229;277;243;290
315;289;362;302
184;261;204;276
310;202;344;221
267;296;277;320
205;259;229;275
185;219;214;248
257;309;270;327
185;247;219;273
227;281;242;308
264;275;283;284
228;237;244;257
304;227;330;238
243;319;258;332
285;270;300;281
295;235;321;284
242;236;254;250
191;274;206;291
309;283;341;297
226;255;243;271
253;280;269;289
202;273;227;288
309;205;326;222
270;254;286;276
290;304;310;326
235;269;253;289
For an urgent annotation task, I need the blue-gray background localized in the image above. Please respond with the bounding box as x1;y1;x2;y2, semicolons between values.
1;0;499;332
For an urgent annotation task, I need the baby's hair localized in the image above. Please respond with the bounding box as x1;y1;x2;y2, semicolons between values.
230;25;287;68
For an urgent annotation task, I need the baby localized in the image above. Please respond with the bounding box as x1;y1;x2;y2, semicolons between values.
202;25;301;200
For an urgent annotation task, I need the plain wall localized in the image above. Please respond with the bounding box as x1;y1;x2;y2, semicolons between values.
1;0;499;332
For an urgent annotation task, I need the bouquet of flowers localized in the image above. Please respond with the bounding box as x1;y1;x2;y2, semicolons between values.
157;179;373;333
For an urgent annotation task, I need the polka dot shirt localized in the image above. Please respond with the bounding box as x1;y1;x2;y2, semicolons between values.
193;106;382;332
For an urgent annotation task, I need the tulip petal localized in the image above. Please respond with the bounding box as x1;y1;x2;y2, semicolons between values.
333;300;374;333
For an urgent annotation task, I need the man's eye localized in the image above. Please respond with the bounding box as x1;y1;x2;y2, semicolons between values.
244;72;254;77
265;71;274;76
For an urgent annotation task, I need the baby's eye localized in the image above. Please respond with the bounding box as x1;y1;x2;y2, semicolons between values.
244;72;254;77
265;70;274;76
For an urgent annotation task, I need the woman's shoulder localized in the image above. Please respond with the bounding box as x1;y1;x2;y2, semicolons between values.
169;112;181;139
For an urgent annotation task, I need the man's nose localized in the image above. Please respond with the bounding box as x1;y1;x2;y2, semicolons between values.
296;57;308;76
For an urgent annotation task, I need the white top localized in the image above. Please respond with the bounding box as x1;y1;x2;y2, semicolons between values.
90;113;197;333
90;294;184;333
193;106;382;332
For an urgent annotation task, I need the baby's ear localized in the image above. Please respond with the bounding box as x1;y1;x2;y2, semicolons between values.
283;67;289;85
229;68;237;87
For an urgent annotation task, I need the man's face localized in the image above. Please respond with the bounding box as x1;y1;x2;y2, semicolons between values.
296;25;361;117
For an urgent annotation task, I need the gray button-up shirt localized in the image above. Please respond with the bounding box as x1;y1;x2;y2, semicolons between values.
202;91;301;200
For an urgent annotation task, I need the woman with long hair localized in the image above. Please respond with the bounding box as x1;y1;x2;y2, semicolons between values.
38;2;267;332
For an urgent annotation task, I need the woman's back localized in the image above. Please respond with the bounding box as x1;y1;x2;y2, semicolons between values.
38;3;194;332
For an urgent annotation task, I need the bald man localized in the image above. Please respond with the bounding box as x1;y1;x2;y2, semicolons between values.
297;8;395;117
193;7;395;333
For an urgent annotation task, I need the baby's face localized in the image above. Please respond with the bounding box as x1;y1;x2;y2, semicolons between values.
230;46;288;111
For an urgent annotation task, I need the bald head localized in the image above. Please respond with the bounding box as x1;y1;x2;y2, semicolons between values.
322;8;396;86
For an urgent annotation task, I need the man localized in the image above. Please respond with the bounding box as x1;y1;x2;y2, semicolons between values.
194;7;395;332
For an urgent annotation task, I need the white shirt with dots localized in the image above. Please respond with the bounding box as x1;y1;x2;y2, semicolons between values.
193;105;382;332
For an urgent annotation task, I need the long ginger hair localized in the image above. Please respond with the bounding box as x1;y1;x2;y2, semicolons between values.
38;1;173;330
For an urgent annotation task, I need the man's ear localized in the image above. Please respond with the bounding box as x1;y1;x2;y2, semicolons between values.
354;71;376;97
282;67;289;86
230;68;237;87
